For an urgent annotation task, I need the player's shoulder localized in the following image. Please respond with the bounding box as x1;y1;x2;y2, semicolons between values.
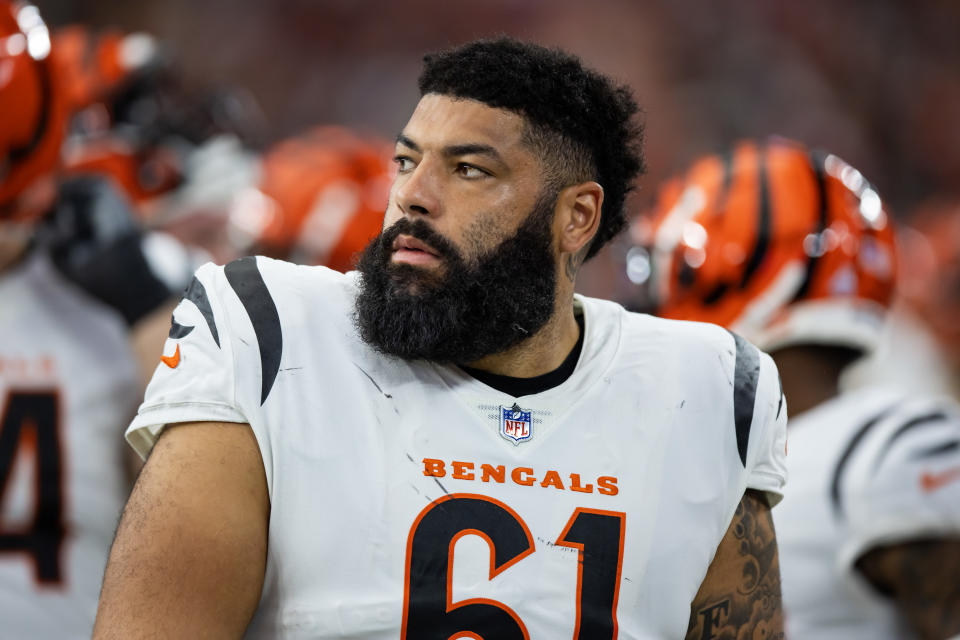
193;256;355;321
826;385;960;450
617;307;769;378
202;255;351;297
172;256;357;372
830;386;960;513
867;388;960;460
799;386;906;430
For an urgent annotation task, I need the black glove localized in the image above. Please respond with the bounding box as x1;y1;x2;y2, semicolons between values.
43;176;192;326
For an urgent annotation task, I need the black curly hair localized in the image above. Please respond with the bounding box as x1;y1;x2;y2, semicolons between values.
419;37;645;260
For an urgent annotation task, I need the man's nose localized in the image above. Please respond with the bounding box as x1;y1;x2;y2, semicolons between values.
393;159;441;218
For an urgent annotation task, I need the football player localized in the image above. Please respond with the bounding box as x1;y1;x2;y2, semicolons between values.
0;2;142;636
95;39;787;639
642;137;960;638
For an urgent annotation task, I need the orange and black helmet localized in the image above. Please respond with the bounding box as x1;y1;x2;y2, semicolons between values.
0;1;67;222
62;136;184;210
51;26;158;113
641;137;897;354
228;126;392;271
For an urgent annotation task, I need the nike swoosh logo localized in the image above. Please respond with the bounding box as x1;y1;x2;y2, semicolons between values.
160;344;181;369
920;467;960;492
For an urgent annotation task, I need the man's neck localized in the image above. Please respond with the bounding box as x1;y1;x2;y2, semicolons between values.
464;291;580;378
771;345;859;420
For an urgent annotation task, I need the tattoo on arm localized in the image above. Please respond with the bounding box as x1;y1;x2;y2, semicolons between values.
684;489;784;640
856;538;960;639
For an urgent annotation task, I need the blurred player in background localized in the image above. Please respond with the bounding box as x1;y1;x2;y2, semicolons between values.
52;24;185;211
48;22;265;386
0;2;141;636
226;125;391;269
640;136;960;639
52;19;262;266
1;2;210;634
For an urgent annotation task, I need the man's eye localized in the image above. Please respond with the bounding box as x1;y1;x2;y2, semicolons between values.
456;163;488;179
394;156;415;172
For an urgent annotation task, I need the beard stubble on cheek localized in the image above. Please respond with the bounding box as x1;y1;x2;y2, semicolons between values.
353;192;559;364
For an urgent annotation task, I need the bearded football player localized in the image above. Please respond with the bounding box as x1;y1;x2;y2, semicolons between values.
95;39;787;639
642;137;960;639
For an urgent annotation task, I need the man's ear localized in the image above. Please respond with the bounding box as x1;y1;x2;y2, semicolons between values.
555;181;604;256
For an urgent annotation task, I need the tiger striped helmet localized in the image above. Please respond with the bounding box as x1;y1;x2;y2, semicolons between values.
227;126;392;271
0;1;68;221
51;25;159;113
643;137;897;354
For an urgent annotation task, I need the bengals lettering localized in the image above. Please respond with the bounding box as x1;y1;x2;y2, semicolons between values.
422;458;619;496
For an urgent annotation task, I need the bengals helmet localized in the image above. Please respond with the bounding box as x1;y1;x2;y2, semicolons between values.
63;137;184;209
51;25;158;113
0;1;67;222
642;137;897;354
228;126;391;271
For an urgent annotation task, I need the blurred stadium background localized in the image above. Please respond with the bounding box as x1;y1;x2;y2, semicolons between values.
37;0;960;299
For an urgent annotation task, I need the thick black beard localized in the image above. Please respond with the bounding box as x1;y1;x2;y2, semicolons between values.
354;195;558;363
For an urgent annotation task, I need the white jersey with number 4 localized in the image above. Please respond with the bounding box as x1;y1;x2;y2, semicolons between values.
0;251;138;639
775;386;960;639
128;256;787;639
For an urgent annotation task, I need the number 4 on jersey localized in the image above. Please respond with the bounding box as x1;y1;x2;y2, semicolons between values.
0;391;65;584
402;493;625;639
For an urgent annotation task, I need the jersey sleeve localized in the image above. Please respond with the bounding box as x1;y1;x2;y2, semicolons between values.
125;261;245;459
838;398;960;570
743;348;788;507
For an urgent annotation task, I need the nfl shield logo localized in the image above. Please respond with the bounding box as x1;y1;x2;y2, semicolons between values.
500;403;532;445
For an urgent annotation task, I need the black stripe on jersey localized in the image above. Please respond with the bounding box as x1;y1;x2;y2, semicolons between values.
830;403;899;518
872;411;950;471
224;257;282;405
913;438;960;460
168;320;194;339
791;150;829;302
169;276;220;347
776;374;784;420
727;330;760;467
739;145;771;289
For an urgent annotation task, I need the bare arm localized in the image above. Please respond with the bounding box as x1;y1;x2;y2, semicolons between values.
684;489;784;640
93;421;269;639
855;538;960;640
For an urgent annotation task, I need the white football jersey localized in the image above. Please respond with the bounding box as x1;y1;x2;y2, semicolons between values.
775;386;960;639
128;256;787;639
0;250;139;638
